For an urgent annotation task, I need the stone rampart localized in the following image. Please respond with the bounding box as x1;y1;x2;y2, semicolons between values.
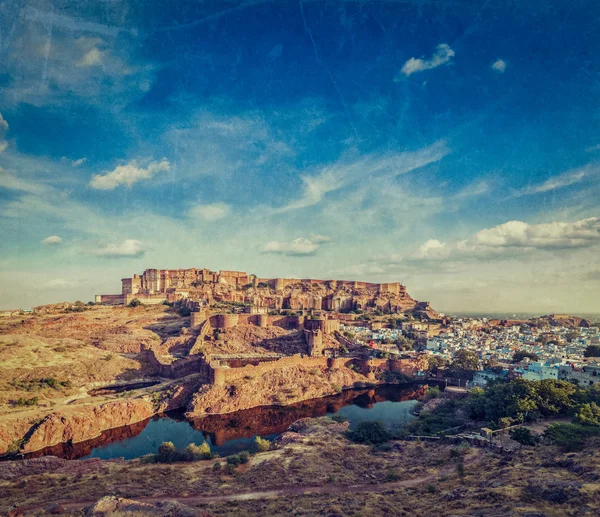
267;315;305;329
210;354;329;386
99;294;125;305
213;314;239;329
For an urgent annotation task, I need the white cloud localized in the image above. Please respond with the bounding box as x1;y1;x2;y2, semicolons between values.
471;218;600;249
417;239;446;258
309;234;332;244
511;164;597;198
397;44;455;78
90;159;170;190
276;140;449;212
491;59;507;73
91;239;145;258
188;202;231;222
586;144;600;152
263;237;321;256
414;217;600;262
78;48;103;67
42;235;63;245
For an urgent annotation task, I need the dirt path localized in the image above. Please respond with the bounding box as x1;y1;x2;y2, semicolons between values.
21;449;482;512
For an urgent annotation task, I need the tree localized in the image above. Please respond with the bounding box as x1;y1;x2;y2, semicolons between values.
584;345;600;358
574;402;600;426
449;350;479;378
512;351;539;363
426;355;448;375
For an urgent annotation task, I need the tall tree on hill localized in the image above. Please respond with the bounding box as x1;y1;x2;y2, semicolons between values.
449;350;479;378
584;345;600;358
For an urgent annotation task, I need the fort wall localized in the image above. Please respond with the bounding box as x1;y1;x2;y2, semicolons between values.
124;293;167;305
99;294;125;305
210;354;330;386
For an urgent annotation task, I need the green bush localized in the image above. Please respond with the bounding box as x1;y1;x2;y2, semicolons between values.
426;385;442;400
14;396;39;407
224;463;236;475
330;414;348;423
212;461;222;471
348;421;391;444
509;427;539;446
239;450;250;464
184;442;212;461
385;468;400;481
128;298;142;308
254;436;271;452
227;454;241;466
544;423;600;451
156;441;179;463
139;454;157;464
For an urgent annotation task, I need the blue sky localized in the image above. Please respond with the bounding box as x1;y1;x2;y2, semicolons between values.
0;0;599;313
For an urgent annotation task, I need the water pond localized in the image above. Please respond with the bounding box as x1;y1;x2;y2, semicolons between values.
24;383;432;460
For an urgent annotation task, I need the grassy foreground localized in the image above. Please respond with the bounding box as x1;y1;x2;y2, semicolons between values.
1;416;599;516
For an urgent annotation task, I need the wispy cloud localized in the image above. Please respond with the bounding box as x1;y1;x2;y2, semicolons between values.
454;180;491;199
1;18;150;108
0;113;8;153
0;168;48;195
275;140;449;212
511;164;597;198
61;157;87;167
396;44;455;78
189;202;231;222
43;278;80;290
90;159;170;190
91;239;145;258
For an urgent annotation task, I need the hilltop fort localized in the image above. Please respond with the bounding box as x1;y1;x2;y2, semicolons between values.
96;268;438;319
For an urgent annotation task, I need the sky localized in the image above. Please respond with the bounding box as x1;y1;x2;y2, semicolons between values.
0;0;599;314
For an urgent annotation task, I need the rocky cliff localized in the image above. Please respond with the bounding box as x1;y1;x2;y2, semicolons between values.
0;379;197;456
